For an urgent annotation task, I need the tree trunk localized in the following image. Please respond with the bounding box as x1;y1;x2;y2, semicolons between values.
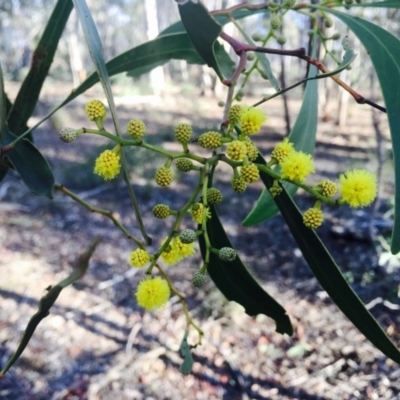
144;0;165;95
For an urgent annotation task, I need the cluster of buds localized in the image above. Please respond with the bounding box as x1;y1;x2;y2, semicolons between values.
269;137;377;229
58;100;377;314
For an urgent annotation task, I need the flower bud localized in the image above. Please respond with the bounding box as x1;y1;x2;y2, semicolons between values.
59;127;77;143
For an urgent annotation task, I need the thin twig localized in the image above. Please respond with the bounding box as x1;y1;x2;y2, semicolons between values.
219;31;387;113
55;183;144;247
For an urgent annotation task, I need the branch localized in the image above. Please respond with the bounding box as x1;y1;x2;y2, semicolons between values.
55;183;145;248
219;31;386;113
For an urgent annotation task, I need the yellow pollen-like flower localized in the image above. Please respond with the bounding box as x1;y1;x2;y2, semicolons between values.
318;179;337;198
129;249;151;268
94;149;121;180
243;137;259;162
303;207;324;229
280;151;315;182
240;163;260;183
190;203;211;224
339;169;377;208
271;137;295;163
226;140;247;161
231;176;247;193
135;276;170;311
161;237;196;265
85;100;106;121
127;119;146;140
240;107;267;135
228;104;244;125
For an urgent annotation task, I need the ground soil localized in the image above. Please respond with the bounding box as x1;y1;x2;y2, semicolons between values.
1;82;399;400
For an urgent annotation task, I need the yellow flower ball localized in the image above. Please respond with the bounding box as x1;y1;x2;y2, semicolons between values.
240;107;267;135
280;151;315;182
85;100;106;121
190;203;211;224
243;137;259;162
228;104;244;125
161;237;196;265
226;140;247;161
271;137;294;163
318;179;337;198
240;163;260;183
339;169;377;208
94;149;121;180
303;207;323;229
129;249;150;268
135;276;170;311
127;119;146;140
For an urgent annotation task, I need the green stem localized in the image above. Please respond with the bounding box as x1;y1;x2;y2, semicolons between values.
145;168;206;274
156;264;203;346
255;164;339;206
55;184;144;247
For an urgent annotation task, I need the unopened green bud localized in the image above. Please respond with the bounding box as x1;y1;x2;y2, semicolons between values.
268;1;280;11
179;229;197;244
152;204;170;219
219;247;237;262
324;18;334;28
175;158;193;172
331;33;341;40
206;188;223;205
59;127;77;143
282;0;296;8
276;35;287;46
270;15;282;30
251;33;262;42
192;271;207;287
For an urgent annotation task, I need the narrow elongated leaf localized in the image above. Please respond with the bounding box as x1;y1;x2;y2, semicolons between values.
125;34;233;78
243;52;319;226
4;129;54;197
179;330;194;375
312;7;400;253
0;237;101;376
161;8;267;36
352;1;400;7
178;0;225;80
72;0;150;244
199;170;292;335
256;160;400;364
317;36;357;79
7;0;73;136
200;203;293;335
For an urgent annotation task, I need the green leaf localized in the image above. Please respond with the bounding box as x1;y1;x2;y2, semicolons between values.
179;329;194;375
72;0;150;245
0;64;5;145
199;173;293;335
178;0;226;80
4;129;54;197
72;0;118;126
161;8;267;36
256;161;400;364
0;237;101;376
312;7;400;253
317;36;357;79
125;33;215;77
7;0;73;136
243;51;319;226
352;0;400;8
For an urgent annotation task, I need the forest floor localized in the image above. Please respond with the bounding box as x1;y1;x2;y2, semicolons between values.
1;81;400;400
